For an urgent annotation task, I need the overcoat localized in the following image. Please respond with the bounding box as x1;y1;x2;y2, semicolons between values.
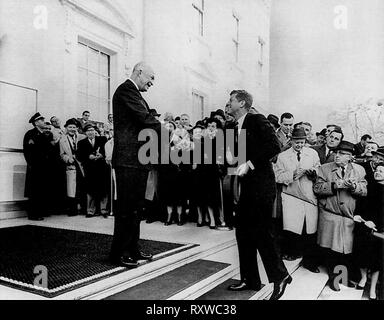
313;162;367;254
59;133;86;197
274;146;320;234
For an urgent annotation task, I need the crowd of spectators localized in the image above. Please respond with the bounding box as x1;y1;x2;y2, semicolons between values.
23;105;384;299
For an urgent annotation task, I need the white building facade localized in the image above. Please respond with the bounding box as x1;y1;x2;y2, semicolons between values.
0;0;271;217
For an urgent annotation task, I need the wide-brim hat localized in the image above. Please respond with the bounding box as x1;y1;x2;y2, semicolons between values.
372;147;384;158
83;123;96;132
291;127;307;139
29;112;45;124
335;141;355;154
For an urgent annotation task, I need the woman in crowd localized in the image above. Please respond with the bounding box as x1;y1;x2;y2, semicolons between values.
159;121;191;226
353;162;384;300
190;118;224;229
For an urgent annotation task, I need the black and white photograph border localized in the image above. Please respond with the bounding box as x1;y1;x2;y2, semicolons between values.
0;0;383;304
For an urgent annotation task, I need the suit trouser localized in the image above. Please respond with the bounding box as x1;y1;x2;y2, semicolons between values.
283;221;319;267
110;167;148;259
236;191;288;286
27;172;49;219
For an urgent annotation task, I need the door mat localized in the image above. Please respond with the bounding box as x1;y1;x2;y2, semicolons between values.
0;225;198;298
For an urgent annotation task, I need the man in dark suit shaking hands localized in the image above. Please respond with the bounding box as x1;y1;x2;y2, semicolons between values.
226;90;292;300
110;62;161;268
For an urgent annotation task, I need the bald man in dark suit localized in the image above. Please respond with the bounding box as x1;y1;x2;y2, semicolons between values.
110;62;162;268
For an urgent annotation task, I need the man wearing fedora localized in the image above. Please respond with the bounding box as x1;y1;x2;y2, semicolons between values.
23;112;53;221
77;123;109;218
314;141;367;291
360;146;384;187
59;118;86;216
273;127;321;272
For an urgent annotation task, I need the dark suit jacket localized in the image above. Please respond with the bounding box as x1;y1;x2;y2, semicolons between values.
77;136;109;195
354;142;365;157
311;144;335;165
112;80;161;169
240;113;281;200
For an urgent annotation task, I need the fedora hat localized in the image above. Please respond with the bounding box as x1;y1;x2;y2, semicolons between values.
64;118;80;128
83;123;96;132
316;128;327;137
335;141;355;154
372;147;384;158
291;127;307;140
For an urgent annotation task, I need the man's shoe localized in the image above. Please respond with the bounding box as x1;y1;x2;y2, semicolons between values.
28;217;44;221
270;275;292;300
110;257;139;268
228;281;261;291
133;252;153;261
303;264;320;273
215;225;232;231
85;214;94;218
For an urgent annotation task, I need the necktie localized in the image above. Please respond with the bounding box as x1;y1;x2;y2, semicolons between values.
297;151;301;162
341;166;345;178
234;121;239;140
72;137;77;151
326;149;332;159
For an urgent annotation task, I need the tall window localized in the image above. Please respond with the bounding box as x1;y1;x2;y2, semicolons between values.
77;42;111;122
192;92;205;121
233;14;240;62
192;0;204;36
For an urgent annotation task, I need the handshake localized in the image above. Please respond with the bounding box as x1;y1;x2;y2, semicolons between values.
334;178;357;190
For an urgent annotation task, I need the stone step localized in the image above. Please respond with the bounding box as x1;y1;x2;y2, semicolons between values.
279;266;329;300
74;238;237;300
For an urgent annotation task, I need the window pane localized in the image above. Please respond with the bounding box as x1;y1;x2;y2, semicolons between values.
77;92;88;110
78;68;87;94
78;43;88;68
100;53;109;76
100;99;110;120
100;77;109;101
88;72;99;98
88;96;100;120
199;12;203;36
88;48;99;73
200;96;204;118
